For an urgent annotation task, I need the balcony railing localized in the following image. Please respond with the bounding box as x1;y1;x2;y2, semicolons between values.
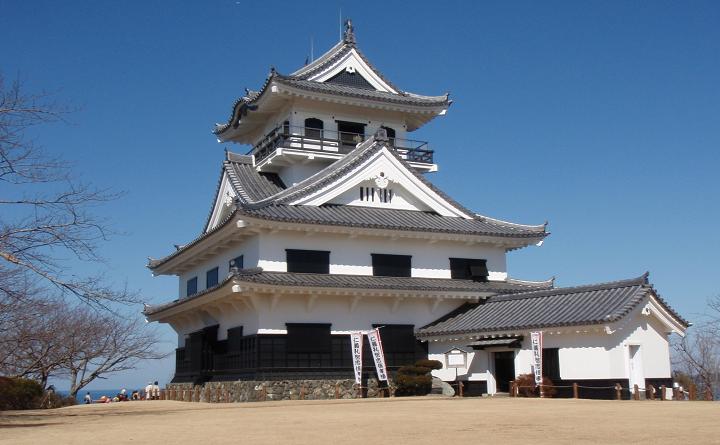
250;125;434;165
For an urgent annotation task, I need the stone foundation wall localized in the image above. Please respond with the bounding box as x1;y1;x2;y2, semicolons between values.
165;378;389;403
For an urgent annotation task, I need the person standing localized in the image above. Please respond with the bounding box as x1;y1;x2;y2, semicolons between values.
84;392;92;404
144;382;153;400
152;381;160;400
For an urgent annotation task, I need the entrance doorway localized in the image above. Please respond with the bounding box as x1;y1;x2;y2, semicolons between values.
628;345;644;390
494;351;515;392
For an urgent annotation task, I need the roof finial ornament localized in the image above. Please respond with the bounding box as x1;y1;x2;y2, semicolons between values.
374;127;388;142
343;18;356;44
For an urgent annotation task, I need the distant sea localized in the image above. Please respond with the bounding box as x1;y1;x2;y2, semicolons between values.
58;389;140;403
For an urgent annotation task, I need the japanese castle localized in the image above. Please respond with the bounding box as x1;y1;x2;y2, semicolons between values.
144;21;688;398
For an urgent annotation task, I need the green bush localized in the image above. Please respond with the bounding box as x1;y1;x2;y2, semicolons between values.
414;359;443;370
394;359;443;396
0;377;44;410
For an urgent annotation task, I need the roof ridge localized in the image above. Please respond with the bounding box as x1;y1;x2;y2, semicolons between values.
487;273;650;303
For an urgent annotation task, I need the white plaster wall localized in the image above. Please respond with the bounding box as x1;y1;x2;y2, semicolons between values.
254;294;463;333
290;106;408;142
177;236;260;298
257;231;508;280
427;308;674;393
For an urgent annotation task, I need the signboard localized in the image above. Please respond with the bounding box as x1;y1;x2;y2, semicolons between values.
350;331;363;385
445;349;467;368
367;328;388;381
530;331;543;385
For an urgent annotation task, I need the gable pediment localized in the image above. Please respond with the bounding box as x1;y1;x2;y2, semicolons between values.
205;172;237;232
288;145;472;218
308;49;398;94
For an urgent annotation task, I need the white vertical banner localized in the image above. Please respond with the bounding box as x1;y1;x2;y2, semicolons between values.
350;331;364;385
367;328;388;381
530;331;543;385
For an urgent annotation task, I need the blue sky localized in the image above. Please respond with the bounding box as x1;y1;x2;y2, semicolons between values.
2;0;718;390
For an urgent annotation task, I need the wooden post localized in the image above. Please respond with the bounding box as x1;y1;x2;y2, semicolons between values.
335;383;340;399
633;384;639;400
648;384;655;400
572;382;579;399
261;385;267;402
660;385;666;401
459;381;464;397
705;387;713;401
299;385;305;400
615;383;622;400
689;384;696;401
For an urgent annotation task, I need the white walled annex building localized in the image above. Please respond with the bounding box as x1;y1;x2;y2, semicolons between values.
143;22;688;398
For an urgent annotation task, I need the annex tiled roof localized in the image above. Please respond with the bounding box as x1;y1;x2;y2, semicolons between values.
416;274;690;338
143;268;554;316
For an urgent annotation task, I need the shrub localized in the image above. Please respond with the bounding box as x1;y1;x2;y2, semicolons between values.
0;377;44;410
394;359;443;396
414;359;443;370
42;392;77;409
514;373;556;398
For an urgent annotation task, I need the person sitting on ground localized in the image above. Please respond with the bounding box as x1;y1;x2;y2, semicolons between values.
131;390;139;400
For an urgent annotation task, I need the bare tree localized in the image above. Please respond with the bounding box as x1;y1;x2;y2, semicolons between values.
0;73;137;307
673;295;720;395
0;296;167;395
63;311;168;398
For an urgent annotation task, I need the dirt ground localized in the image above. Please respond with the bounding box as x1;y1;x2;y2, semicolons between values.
1;397;718;445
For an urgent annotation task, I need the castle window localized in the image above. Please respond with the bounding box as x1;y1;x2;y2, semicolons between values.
360;187;393;203
337;120;365;149
186;277;198;296
304;118;323;139
372;254;411;277
206;267;219;288
229;255;244;271
543;348;561;381
286;249;330;274
286;323;332;353
449;258;488;282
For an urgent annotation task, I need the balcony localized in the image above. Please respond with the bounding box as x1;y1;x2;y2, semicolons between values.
250;125;434;169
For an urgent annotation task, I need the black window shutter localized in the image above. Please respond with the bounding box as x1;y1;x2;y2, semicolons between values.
286;249;330;274
371;254;411;277
186;277;198;296
206;267;219;288
542;348;561;381
229;255;244;271
449;258;488;281
286;323;331;353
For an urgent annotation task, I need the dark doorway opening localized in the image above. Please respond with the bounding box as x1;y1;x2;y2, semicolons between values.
336;121;365;150
494;351;515;392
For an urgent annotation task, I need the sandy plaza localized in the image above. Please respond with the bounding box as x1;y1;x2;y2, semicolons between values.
2;397;719;445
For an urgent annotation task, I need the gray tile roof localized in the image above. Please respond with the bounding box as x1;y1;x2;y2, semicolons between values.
143;268;554;316
147;138;548;271
214;34;450;136
416;274;689;338
273;76;449;107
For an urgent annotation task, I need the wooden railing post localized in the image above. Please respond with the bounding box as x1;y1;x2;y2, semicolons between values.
335;383;340;399
299;385;305;400
615;383;622;400
459;381;464;397
660;385;666;401
689;384;696;401
705;387;713;401
572;382;579;399
648;384;655;400
633;384;639;400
